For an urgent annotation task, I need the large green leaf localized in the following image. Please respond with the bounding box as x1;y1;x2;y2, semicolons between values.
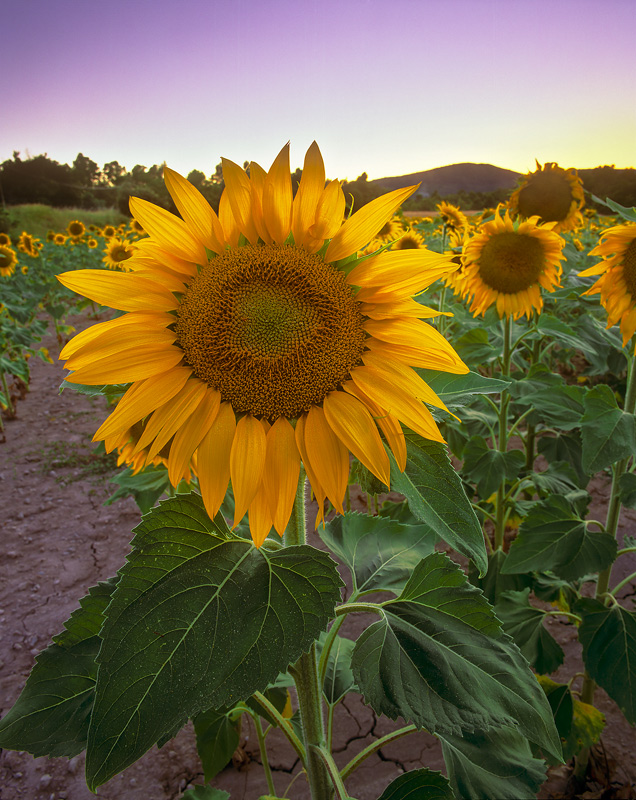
85;493;343;789
577;598;636;725
581;384;636;473
536;675;604;761
517;384;586;431
322;634;356;705
469;549;531;606
502;495;617;581
619;472;636;509
537;431;588;486
416;369;511;407
321;511;436;595
352;553;561;759
530;461;582;495
461;436;525;499
438;727;547;800
193;707;240;782
495;589;565;675
0;579;116;757
377;768;455;799
388;433;486;575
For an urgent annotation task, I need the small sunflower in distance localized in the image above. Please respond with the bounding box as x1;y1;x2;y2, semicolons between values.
392;228;425;250
17;232;41;257
460;206;565;319
437;202;468;234
0;233;11;247
67;220;85;240
509;161;584;232
579;223;636;346
54;233;67;246
102;237;135;270
0;245;18;277
101;224;117;238
58;142;466;547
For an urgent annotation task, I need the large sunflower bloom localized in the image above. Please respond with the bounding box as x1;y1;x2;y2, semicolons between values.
58;142;466;546
579;223;636;346
0;245;18;277
509;161;584;232
460;206;565;320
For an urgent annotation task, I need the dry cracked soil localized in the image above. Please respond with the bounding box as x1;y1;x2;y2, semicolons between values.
1;310;636;800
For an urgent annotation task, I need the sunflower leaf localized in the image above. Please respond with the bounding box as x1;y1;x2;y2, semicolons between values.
85;492;343;790
415;369;511;408
181;788;230;800
193;707;241;782
580;384;636;473
438;726;547;800
352;553;561;760
0;579;117;758
515;384;586;431
321;511;437;595
387;432;486;575
378;768;455;800
461;435;525;500
322;634;357;705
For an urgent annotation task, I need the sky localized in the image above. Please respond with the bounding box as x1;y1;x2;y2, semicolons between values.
2;0;635;182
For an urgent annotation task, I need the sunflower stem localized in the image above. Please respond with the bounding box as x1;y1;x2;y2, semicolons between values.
494;314;512;550
285;468;333;800
574;347;636;782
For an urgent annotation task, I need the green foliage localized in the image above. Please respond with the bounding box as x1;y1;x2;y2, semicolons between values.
415;369;511;407
537;676;605;762
461;435;525;499
181;788;230;800
352;553;561;759
580;384;636;473
387;432;487;575
193;708;241;782
85;492;343;789
378;769;455;799
322;635;356;705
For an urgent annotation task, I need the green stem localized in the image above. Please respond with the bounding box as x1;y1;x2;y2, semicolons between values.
285;469;332;800
542;610;582;623
494;314;512;550
610;570;636;597
311;746;350;800
334;602;384;617
340;724;418;781
252;691;305;761
575;347;636;781
252;713;276;796
617;546;636;557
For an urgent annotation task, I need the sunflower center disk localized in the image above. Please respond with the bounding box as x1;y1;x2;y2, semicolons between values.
175;244;367;420
477;232;545;294
622;239;636;300
517;172;573;222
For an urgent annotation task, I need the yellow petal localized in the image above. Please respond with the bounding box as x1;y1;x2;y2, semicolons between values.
197;402;236;519
168;388;221;485
143;379;209;460
325;185;419;262
57;270;179;313
295;413;325;519
361;297;447;319
292;141;326;247
163;167;225;254
64;327;177;370
230;414;267;527
263;143;292;244
131;239;198;278
95;367;192;440
248;480;274;548
347;249;454;289
249;161;272;244
60;312;173;360
218;188;240;247
304;406;349;513
365;318;468;373
263;417;301;535
349;365;444;443
221;158;259;244
345;380;407;471
129;196;207;263
65;346;184;385
323;390;390;487
308;180;345;241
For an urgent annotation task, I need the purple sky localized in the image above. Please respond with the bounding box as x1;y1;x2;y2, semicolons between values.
2;0;635;181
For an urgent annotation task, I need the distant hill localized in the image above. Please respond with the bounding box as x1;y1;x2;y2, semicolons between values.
369;163;522;197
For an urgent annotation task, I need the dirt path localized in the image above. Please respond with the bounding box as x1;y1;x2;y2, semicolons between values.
1;311;635;799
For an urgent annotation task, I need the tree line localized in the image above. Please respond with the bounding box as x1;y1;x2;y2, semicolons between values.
1;151;635;215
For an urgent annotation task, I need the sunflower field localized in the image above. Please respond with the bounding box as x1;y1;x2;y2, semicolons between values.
1;147;635;800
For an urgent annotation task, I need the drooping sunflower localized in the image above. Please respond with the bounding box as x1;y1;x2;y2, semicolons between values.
58;142;466;546
509;161;584;232
460;206;565;319
0;245;18;277
0;233;11;247
17;232;41;257
579;223;636;346
437;202;468;233
102;237;135;270
67;220;86;239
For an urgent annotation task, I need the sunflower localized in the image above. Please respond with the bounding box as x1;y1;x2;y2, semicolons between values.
375;216;403;241
579;223;636;346
460;206;565;319
509;161;584;232
67;219;86;239
54;233;67;246
437;202;468;233
102;237;135;269
392;229;425;250
129;218;145;235
21;265;28;275
0;233;11;247
87;238;99;249
0;245;17;277
17;232;41;257
105;422;170;475
101;224;117;238
58;142;466;547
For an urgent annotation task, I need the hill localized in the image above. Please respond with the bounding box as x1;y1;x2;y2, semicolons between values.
369;163;521;197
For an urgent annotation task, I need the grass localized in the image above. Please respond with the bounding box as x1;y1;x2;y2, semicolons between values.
33;436;119;486
4;204;127;240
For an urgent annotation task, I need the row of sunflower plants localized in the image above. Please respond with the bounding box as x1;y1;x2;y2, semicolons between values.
0;145;570;800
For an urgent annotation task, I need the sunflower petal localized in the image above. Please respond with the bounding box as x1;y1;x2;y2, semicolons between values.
263;143;293;244
218;188;240;247
325;185;419;262
294;413;325;522
249;161;272;244
365;318;468;373
65;346;183;385
129;196;207;263
168;388;221;485
263;417;301;536
221;158;259;244
230;414;267;527
345;380;407;471
60;312;173;359
145;380;209;461
309;180;345;241
248;480;274;548
195;403;236;519
163;167;225;254
57;270;180;313
304;406;349;513
347;249;455;291
292;141;326;246
323;390;390;487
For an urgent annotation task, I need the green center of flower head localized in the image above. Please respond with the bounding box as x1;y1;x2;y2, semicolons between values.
517;171;573;222
175;243;367;420
621;238;636;300
477;231;545;294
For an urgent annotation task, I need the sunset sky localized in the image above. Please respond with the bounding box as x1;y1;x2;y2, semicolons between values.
3;0;635;182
